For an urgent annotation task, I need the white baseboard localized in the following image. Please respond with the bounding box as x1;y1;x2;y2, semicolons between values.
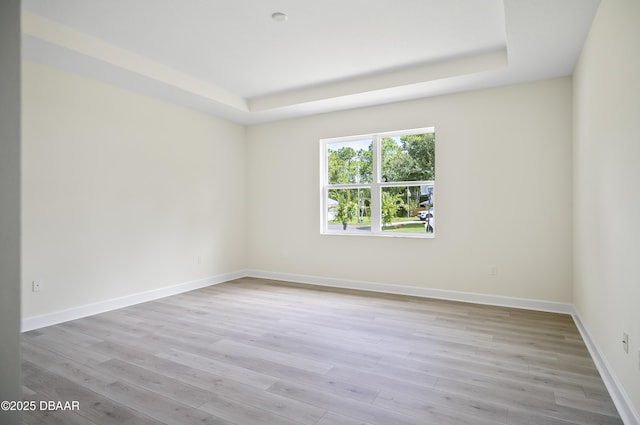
20;267;638;425
247;269;640;425
572;310;640;425
23;269;574;332
248;269;639;424
246;269;574;314
21;270;248;332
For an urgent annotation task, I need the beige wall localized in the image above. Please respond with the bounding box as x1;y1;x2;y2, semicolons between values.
573;0;640;415
0;1;22;423
247;78;574;303
21;62;247;318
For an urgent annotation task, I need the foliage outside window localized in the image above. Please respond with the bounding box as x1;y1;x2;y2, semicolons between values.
321;128;435;237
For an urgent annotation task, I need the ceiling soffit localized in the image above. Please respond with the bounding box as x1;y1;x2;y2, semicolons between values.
20;1;600;124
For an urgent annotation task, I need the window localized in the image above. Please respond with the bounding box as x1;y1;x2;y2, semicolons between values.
321;127;435;237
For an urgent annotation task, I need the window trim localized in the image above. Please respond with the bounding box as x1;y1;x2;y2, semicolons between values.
320;127;435;238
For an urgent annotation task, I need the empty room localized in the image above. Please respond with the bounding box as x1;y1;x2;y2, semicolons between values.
1;0;639;424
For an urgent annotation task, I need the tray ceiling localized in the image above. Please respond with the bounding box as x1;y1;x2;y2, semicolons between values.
22;0;600;124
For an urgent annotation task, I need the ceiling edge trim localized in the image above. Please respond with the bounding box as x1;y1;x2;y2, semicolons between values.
22;10;249;113
248;47;508;112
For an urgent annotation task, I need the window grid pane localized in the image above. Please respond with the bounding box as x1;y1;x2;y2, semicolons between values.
321;128;434;237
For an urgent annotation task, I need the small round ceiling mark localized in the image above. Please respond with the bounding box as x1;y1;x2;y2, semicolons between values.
271;12;288;22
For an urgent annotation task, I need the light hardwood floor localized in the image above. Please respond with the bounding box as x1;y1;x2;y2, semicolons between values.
21;277;623;425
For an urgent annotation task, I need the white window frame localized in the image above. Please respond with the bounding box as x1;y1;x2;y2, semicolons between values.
320;127;435;238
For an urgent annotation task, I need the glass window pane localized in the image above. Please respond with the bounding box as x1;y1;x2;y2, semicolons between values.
327;139;373;184
381;186;434;234
326;188;371;233
380;133;435;182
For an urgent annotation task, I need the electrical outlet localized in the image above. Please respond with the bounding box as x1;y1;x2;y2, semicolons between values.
622;332;629;353
489;265;498;276
32;280;42;292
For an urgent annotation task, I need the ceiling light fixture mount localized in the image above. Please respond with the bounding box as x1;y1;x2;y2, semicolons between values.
271;12;288;22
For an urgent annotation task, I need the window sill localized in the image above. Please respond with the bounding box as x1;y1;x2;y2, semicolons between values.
321;231;435;239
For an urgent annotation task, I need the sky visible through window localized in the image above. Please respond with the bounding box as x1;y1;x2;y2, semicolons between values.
326;138;373;152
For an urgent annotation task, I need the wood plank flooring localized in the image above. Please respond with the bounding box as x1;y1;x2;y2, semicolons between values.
21;277;623;425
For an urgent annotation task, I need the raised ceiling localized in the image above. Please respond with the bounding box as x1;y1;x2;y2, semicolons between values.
22;0;600;124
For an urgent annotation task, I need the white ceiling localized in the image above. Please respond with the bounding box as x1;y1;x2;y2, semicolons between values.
21;0;600;125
